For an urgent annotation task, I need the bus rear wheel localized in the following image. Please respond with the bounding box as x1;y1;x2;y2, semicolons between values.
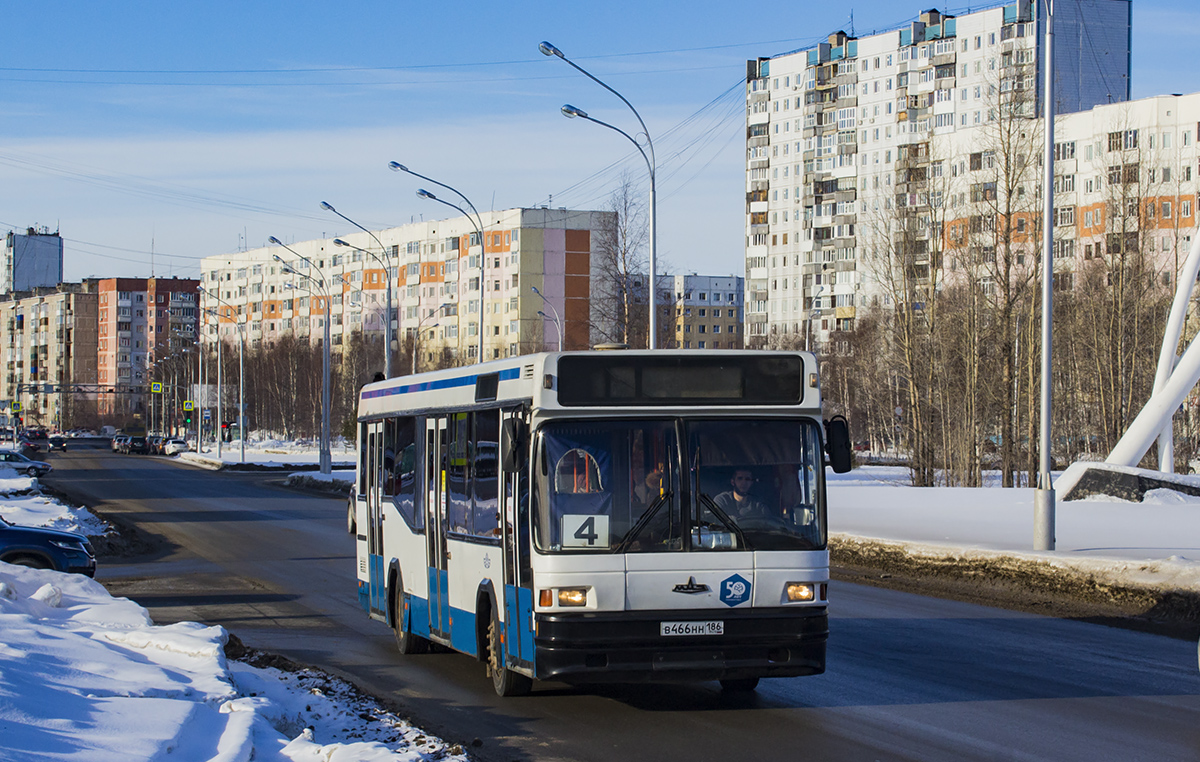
393;583;429;655
488;615;532;697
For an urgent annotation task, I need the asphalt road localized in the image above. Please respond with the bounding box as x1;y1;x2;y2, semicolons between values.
44;442;1200;762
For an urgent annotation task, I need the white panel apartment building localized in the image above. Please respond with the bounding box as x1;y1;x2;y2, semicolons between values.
199;208;611;368
744;1;1132;346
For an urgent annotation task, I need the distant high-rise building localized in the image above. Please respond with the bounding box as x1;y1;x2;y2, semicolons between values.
95;277;200;418
198;207;612;366
0;283;99;429
3;228;64;294
744;1;1133;347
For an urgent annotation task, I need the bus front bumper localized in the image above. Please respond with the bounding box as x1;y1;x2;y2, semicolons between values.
533;607;827;684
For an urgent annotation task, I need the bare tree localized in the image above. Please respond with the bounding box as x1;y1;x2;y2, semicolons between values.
591;173;649;347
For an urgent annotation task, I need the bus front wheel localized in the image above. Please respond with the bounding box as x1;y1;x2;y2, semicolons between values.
488;615;532;697
393;582;429;655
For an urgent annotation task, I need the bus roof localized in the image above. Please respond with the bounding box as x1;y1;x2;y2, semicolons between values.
357;350;823;421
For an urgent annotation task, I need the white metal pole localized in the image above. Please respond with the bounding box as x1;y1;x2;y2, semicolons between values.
1152;233;1200;472
217;329;223;459
239;322;245;464
1034;0;1056;551
321;300;331;474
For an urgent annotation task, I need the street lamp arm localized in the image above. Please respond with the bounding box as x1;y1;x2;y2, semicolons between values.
544;43;657;164
322;204;392;271
269;238;329;294
396;162;484;228
565;109;654;179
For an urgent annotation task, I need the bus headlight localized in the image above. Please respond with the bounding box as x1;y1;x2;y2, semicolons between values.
557;587;589;607
786;582;815;602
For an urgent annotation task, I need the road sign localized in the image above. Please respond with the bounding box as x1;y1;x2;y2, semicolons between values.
203;409;212;420
183;400;195;411
10;402;21;412
151;382;163;394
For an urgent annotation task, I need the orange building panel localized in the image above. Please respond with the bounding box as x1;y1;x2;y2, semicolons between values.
565;229;591;253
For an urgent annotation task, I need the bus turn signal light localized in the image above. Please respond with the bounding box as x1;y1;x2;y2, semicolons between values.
786;583;815;602
539;589;553;607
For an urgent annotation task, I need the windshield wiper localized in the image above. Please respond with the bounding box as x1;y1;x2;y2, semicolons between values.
697;493;748;550
615;491;673;552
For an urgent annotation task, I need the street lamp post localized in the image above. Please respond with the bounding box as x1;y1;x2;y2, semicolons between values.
389;162;486;364
806;286;826;353
412;303;454;375
322;203;395;379
531;285;563;350
540;41;658;349
1034;0;1057;551
200;289;246;464
269;238;332;475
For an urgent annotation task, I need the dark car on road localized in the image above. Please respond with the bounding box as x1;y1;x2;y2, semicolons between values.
48;436;67;452
0;450;53;477
0;515;96;576
126;436;149;454
16;438;39;458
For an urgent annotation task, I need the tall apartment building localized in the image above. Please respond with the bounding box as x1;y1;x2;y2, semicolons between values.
670;274;745;349
2;228;64;294
1048;93;1200;287
96;277;200;417
198;208;612;367
744;1;1132;346
0;283;99;429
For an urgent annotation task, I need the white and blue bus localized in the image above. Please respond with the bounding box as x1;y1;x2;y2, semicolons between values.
354;350;850;695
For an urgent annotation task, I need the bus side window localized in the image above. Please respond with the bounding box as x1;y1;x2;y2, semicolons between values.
473;410;501;537
358;422;368;497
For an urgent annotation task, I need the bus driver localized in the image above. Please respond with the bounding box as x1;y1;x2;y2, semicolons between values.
714;469;770;520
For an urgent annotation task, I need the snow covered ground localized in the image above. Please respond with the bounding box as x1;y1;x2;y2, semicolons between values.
178;439;356;470
828;465;1200;594
0;563;470;762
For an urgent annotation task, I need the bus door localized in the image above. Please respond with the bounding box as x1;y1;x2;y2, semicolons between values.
366;421;387;619
502;408;534;667
426;417;450;638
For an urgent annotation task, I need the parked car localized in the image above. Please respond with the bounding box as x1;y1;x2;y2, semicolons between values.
48;436;67;452
162;439;189;455
0;450;53;477
126;436;149;455
0;515;96;576
111;435;128;453
148;435;164;454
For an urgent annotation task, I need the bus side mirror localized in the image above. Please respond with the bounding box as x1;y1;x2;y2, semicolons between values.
502;418;528;473
824;415;853;474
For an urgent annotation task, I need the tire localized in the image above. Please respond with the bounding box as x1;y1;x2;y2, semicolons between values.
8;555;52;570
25;467;38;477
720;677;760;692
347;499;356;535
488;614;532;697
392;580;429;655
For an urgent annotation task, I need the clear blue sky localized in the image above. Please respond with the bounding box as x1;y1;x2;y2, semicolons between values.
0;0;1191;281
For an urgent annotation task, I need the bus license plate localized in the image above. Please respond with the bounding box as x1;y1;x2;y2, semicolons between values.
660;621;723;636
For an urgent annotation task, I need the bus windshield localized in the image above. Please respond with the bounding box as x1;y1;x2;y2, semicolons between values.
534;418;825;553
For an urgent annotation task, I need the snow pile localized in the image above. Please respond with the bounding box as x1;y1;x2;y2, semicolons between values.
0;562;469;762
0;465;37;495
0;489;109;536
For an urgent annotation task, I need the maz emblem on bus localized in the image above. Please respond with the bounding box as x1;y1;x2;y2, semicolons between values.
672;576;711;595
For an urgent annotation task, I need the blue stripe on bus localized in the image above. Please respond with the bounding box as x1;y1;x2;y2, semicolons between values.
362;366;521;400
